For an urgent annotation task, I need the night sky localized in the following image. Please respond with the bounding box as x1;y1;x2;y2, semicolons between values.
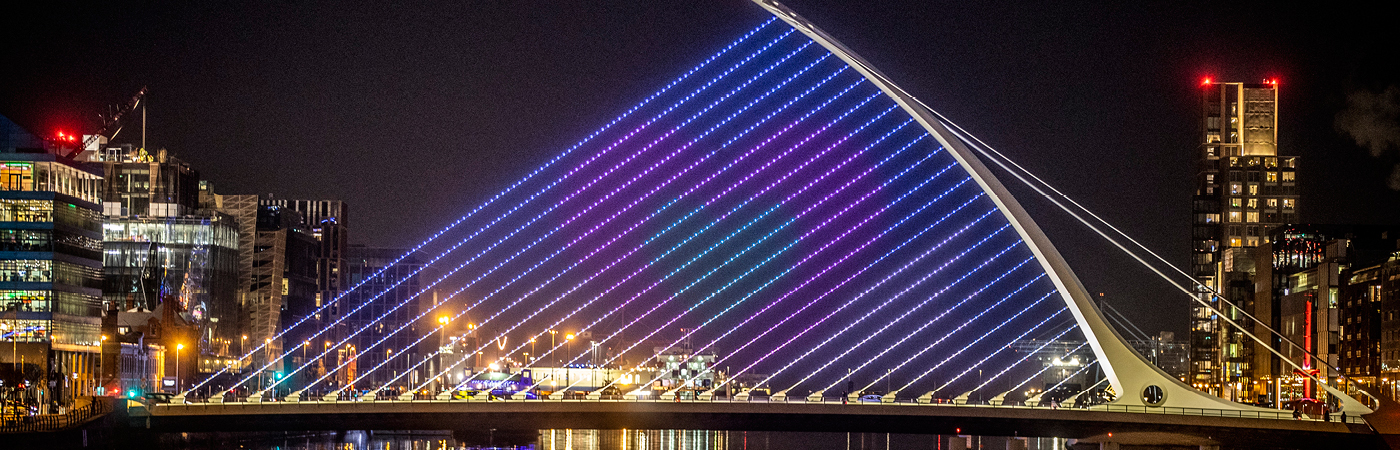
4;0;1398;339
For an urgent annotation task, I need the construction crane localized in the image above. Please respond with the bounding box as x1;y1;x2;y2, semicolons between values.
66;86;147;159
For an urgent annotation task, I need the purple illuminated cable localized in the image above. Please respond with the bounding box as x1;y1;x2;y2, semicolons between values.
782;246;1039;391
716;208;1002;389
541;150;947;394
290;45;827;392
332;61;867;392
898;290;1059;392
969;325;1078;393
843;272;1049;393
694;194;987;391
320;59;865;391
653;177;982;391
751;226;1017;391
446;118;924;391
433;100;925;393
187;20;784;394
930;304;1066;392
378;82;890;389
509;142;949;395
239;35;815;393
406;98;908;392
626;165;977;391
344;66;883;393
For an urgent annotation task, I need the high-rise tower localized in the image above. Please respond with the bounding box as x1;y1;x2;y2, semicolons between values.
1189;79;1300;399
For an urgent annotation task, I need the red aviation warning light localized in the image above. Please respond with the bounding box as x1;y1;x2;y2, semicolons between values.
1201;77;1212;86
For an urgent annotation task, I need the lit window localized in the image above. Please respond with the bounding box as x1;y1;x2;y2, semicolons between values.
1230;183;1241;194
1246;212;1259;223
1231;198;1242;208
1228;211;1242;222
1247;198;1257;209
1283;199;1295;209
1248;184;1258;195
1282;171;1295;181
1267;199;1278;208
1266;172;1278;182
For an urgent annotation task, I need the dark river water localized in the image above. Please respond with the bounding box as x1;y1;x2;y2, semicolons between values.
154;429;1073;450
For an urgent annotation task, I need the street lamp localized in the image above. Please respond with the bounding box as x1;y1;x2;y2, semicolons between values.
565;333;575;369
549;330;558;364
175;343;184;393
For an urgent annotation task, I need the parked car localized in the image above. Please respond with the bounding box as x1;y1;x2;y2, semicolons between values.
858;394;882;403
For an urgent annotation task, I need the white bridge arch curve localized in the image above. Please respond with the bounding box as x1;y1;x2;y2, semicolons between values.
752;0;1299;412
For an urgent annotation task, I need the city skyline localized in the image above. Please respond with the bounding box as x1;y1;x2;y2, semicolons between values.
2;1;1397;340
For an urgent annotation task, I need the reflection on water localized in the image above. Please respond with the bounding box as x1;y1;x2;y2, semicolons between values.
157;429;1072;450
537;430;1069;450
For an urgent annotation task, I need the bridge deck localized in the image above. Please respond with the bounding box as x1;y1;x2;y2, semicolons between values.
141;399;1377;448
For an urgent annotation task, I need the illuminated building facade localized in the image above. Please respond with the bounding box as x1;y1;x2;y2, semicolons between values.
0;114;105;410
259;197;349;381
342;245;424;388
1223;225;1400;406
247;204;318;379
1189;79;1299;399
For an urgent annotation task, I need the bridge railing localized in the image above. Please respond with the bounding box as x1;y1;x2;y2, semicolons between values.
0;398;112;434
161;393;1366;425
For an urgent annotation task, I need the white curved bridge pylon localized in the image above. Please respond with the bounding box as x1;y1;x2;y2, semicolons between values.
751;0;1370;414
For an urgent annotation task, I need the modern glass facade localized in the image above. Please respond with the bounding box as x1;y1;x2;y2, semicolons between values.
1;117;105;409
101;214;239;360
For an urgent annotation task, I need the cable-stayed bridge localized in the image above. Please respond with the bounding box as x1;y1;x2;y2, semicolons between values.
131;1;1391;446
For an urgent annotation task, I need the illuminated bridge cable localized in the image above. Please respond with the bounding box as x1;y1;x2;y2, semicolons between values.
656;177;982;393
511;140;949;395
753;228;1016;392
612;158;971;395
244;32;811;394
334;57;861;393
358;63;877;393
780;249;1039;393
1002;340;1091;402
549;150;947;396
452;118;926;394
719;208;1000;390
924;302;1065;393
831;270;1050;395
418;102;914;394
1039;359;1101;403
967;324;1078;395
934;303;1067;395
185;19;781;396
692;193;988;392
461;118;933;396
851;273;1049;395
383;78;886;395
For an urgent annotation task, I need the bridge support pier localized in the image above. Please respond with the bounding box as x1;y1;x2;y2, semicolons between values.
947;435;970;450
